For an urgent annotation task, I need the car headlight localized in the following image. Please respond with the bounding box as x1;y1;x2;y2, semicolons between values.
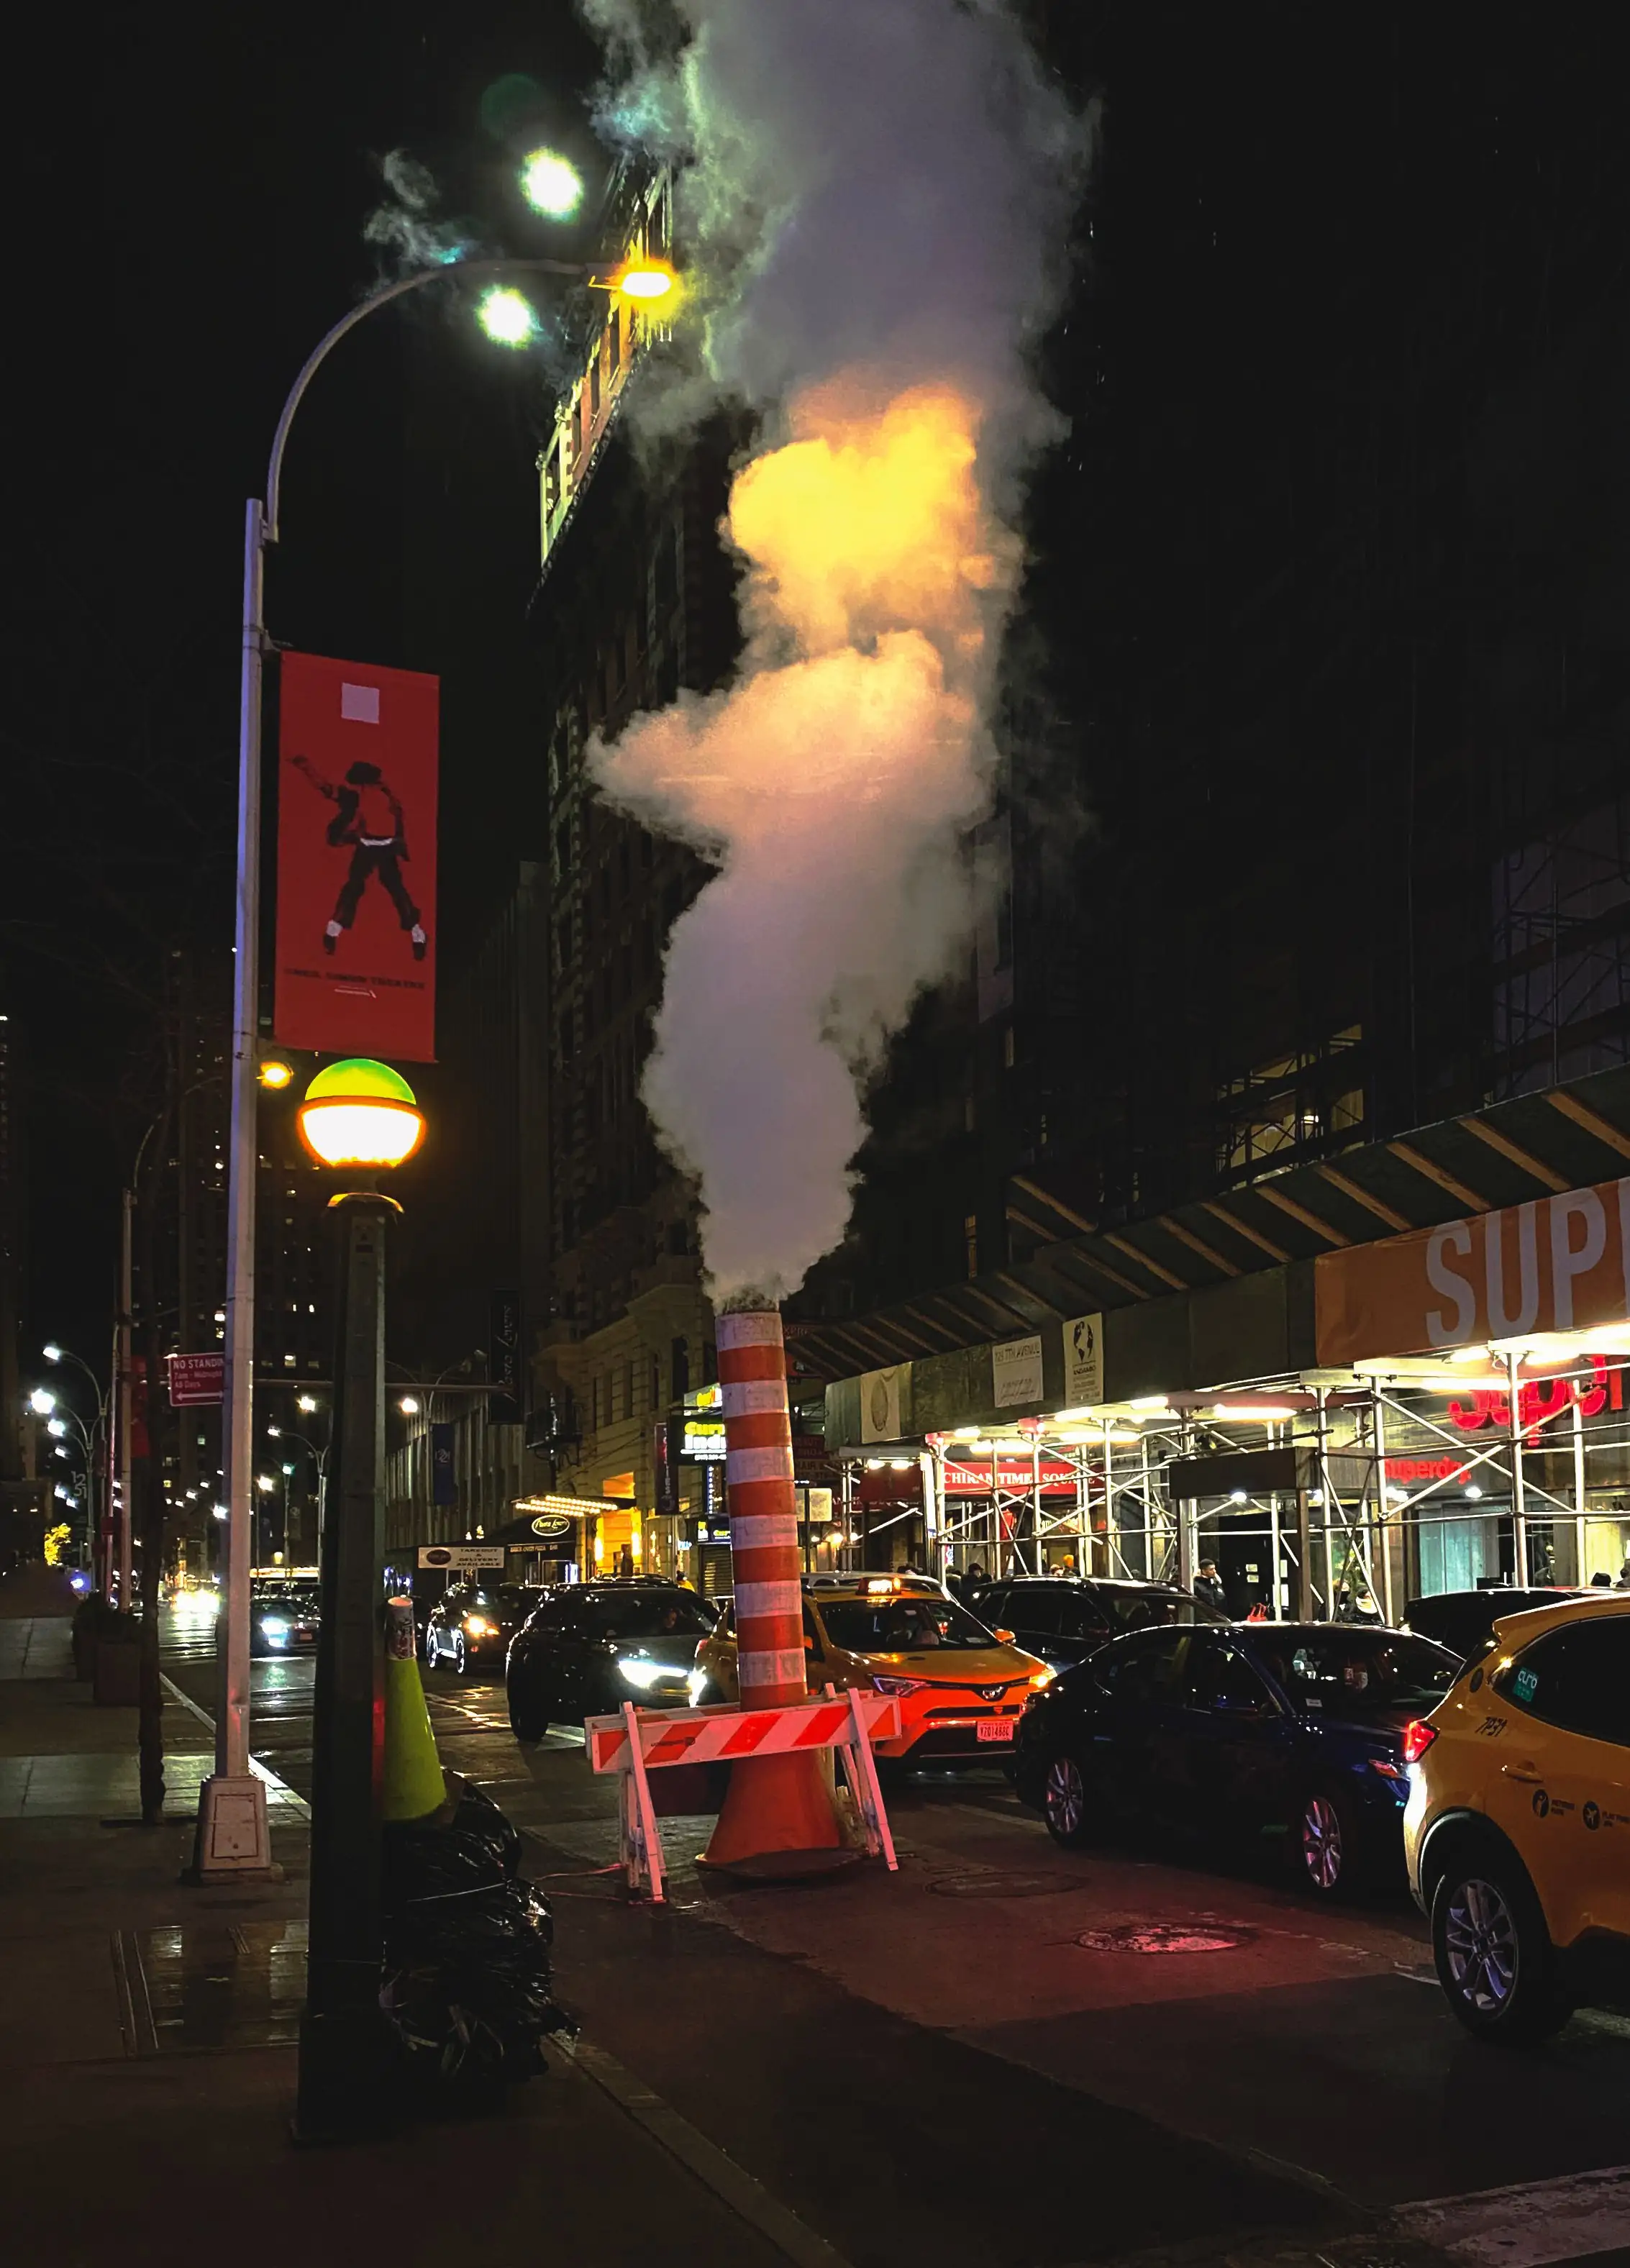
617;1656;674;1690
1028;1665;1056;1688
260;1618;290;1641
687;1667;711;1706
870;1675;927;1696
463;1615;493;1637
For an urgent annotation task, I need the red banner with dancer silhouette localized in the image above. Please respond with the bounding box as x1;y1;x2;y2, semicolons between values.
273;652;438;1062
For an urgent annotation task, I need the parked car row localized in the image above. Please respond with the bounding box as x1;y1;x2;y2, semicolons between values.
481;1565;1629;2044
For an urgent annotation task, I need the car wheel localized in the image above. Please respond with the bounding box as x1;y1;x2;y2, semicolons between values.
508;1685;547;1743
1432;1857;1571;2044
1293;1784;1362;1898
452;1634;468;1677
1042;1751;1098;1849
424;1627;439;1668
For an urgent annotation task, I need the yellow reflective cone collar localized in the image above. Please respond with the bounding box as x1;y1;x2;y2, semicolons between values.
382;1598;446;1822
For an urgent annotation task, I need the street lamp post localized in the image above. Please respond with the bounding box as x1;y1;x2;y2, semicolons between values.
41;1347;112;1585
268;1424;329;1561
291;1059;425;2142
201;250;590;1885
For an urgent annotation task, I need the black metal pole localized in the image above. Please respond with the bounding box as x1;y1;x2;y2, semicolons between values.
296;1192;396;2141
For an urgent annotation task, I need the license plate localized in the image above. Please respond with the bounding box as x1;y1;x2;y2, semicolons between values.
977;1719;1015;1743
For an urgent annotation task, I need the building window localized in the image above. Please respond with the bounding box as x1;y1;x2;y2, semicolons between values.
964;1213;980;1278
1215;1026;1365;1185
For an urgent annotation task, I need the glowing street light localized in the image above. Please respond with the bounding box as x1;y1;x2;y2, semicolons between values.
520;147;584;219
43;1343;63;1364
296;1060;426;1170
29;1388;55;1416
595;258;678;304
258;1057;295;1090
399;1396;421;1416
255;1475;276;1495
478;285;539;347
47;1418;66;1439
296;1395;319;1415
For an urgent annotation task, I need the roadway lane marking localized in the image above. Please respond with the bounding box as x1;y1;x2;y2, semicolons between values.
159;1674;311;1818
543;2033;855;2268
1393;2164;1630;2267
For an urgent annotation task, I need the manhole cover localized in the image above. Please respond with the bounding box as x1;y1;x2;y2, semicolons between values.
929;1872;1077;1899
1075;1921;1256;1954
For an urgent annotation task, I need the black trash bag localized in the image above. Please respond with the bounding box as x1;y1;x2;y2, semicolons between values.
381;1779;570;2110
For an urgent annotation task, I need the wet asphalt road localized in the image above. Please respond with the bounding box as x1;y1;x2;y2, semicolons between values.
160;1613;1630;2267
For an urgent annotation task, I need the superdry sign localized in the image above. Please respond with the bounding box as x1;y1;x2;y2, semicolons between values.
273;652;439;1063
1316;1174;1630;1366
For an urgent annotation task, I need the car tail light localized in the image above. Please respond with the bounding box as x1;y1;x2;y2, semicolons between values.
1401;1718;1437;1764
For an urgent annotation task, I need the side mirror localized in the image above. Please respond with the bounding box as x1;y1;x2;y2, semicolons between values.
994;1628;1016;1646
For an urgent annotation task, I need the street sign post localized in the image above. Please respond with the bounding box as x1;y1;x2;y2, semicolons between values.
166;1352;225;1407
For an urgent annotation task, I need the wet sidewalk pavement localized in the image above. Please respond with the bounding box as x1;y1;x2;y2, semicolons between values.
0;1590;791;2268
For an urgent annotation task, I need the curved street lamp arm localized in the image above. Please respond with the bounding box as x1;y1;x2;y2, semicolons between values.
49;1344;108;1412
264;255;584;541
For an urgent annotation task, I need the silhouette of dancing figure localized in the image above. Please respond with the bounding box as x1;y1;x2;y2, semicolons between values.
291;755;428;960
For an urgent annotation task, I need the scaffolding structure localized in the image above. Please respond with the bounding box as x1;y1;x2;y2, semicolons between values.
833;1360;1630;1621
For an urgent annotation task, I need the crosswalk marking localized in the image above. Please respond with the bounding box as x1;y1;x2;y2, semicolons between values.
1393;2164;1630;2267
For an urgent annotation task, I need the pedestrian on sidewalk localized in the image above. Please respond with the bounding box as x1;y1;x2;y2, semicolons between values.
1194;1560;1229;1613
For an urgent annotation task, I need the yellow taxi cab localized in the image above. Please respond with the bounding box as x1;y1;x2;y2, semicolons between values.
1404;1592;1629;2042
689;1573;1053;1767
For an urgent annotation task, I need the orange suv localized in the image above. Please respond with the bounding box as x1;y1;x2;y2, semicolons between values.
691;1575;1052;1767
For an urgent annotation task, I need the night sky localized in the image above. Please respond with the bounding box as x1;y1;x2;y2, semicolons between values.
3;3;607;1372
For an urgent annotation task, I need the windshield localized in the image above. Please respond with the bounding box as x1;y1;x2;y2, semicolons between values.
476;1586;541;1616
1258;1631;1457;1713
819;1596;1000;1654
1098;1587;1228;1633
592;1595;716;1640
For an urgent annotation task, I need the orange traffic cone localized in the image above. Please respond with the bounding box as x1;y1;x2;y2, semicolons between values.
382;1598;447;1823
700;1309;852;1881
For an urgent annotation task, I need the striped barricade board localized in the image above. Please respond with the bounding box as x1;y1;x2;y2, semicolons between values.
583;1690;903;1903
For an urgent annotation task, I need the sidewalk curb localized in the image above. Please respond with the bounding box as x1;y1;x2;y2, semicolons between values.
544;2032;855;2268
160;1673;311;1818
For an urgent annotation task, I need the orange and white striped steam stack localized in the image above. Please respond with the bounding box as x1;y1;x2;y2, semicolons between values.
700;1306;848;1875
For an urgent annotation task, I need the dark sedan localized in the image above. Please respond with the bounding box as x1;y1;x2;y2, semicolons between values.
1016;1621;1459;1898
425;1582;543;1677
506;1582;719;1740
250;1585;319;1658
967;1575;1227;1671
1401;1585;1580;1663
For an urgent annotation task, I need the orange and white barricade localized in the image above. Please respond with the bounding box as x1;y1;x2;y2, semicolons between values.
585;1690;902;1903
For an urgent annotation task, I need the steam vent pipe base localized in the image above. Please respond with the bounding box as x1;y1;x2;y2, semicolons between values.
699;1306;855;1880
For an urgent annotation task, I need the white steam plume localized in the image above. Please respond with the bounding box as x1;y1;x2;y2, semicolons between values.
580;0;1088;1306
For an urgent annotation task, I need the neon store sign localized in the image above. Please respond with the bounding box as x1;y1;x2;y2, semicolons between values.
1446;1352;1623;1441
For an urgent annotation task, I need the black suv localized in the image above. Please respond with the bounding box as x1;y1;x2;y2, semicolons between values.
424;1582;544;1676
965;1575;1226;1672
505;1582;719;1740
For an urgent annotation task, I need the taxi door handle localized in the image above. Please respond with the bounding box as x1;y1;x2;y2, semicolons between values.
1502;1762;1544;1784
